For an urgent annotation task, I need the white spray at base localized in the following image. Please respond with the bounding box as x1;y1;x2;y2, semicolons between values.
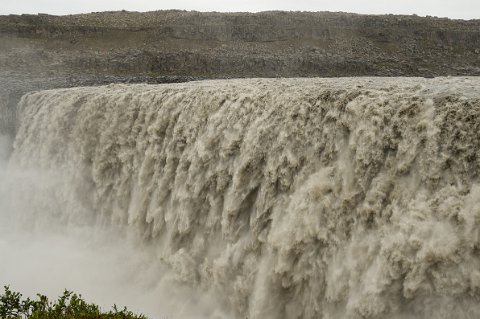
2;77;480;319
0;133;224;318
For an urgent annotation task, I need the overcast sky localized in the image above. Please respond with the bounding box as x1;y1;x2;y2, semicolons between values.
0;0;479;20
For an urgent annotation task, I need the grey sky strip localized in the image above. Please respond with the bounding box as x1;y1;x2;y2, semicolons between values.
0;0;479;20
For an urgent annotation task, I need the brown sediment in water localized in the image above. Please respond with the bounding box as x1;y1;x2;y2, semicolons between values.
5;77;480;318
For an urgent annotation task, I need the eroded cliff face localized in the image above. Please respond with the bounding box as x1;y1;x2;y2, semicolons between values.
6;78;480;319
1;11;479;78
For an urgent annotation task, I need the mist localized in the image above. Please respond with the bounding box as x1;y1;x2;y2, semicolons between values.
0;132;229;319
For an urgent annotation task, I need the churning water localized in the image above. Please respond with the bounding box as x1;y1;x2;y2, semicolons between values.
1;77;480;318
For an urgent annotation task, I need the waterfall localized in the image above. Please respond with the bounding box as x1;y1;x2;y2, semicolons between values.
3;77;480;318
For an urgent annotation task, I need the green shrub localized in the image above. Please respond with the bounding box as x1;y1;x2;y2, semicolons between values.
0;286;147;319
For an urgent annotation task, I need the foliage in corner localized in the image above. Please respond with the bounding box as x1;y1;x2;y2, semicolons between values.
0;286;148;319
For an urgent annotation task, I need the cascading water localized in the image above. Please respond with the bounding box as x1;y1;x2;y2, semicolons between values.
2;77;480;319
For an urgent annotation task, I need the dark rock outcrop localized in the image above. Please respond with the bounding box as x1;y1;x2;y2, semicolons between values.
1;11;479;78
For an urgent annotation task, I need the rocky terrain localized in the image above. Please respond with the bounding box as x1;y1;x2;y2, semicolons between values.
1;10;480;138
